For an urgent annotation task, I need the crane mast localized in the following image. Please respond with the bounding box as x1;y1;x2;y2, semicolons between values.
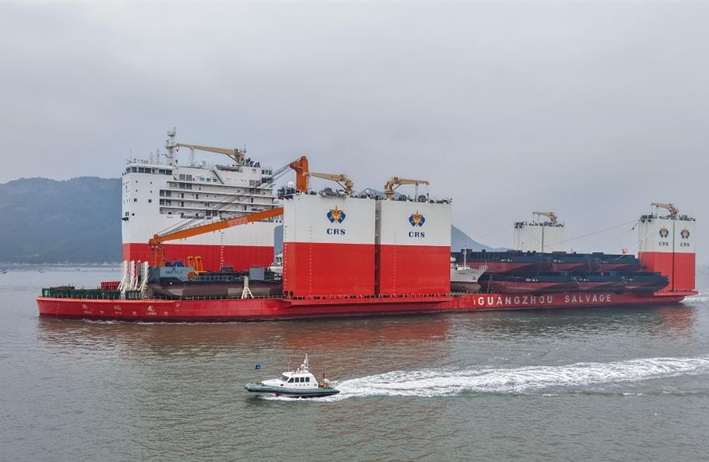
289;156;310;193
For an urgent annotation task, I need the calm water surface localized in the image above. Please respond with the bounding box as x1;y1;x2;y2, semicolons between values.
1;267;708;461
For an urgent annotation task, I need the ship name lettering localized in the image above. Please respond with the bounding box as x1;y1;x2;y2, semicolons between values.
564;294;612;304
326;228;346;235
408;231;426;238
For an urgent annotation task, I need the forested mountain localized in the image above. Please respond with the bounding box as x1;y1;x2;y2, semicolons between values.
0;177;121;263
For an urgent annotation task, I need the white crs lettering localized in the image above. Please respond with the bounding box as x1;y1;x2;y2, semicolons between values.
326;228;346;235
408;231;426;238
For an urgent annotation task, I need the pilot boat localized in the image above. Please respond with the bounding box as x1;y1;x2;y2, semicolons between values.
244;354;339;398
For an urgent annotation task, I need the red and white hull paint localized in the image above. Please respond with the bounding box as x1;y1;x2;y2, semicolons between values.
376;200;451;296
282;194;377;298
638;213;696;293
37;290;693;322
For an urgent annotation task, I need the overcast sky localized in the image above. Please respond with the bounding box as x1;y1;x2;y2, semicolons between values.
2;2;707;264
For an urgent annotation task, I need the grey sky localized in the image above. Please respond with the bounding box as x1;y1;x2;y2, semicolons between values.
2;3;707;263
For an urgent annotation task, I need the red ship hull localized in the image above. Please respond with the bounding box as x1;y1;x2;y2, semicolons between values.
36;290;695;323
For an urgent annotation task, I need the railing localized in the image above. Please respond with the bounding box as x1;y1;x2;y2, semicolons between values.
40;288;143;300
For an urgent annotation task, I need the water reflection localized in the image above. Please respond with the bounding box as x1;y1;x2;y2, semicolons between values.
448;305;698;339
36;304;698;356
36;315;453;364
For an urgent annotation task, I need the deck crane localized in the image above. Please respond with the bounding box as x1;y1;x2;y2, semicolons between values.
383;177;429;200
533;211;558;225
651;202;679;218
306;172;355;196
163;126;247;166
288;156;355;196
174;142;246;164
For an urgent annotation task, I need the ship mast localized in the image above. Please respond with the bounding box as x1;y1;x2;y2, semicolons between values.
164;128;178;167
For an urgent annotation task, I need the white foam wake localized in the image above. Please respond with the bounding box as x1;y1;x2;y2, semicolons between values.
686;294;709;303
323;356;709;400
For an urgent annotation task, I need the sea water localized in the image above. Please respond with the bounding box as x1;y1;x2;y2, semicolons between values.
1;266;708;461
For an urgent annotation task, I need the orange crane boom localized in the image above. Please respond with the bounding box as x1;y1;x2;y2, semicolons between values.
149;207;284;267
148;155;315;268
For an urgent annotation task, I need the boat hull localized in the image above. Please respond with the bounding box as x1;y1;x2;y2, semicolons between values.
36;290;695;322
244;384;339;397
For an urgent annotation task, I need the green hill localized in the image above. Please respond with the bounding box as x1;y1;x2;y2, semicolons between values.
0;177;121;263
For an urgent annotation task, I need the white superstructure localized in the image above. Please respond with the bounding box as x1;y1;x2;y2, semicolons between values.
121;129;282;270
513;213;565;252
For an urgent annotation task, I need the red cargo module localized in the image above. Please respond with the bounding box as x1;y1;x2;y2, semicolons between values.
282;194;376;298
638;210;696;293
376;199;452;296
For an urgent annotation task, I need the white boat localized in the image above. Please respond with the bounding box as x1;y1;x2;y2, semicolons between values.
450;256;487;293
244;354;339;398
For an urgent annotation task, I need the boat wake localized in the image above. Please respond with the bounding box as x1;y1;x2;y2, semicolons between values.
686;293;709;303
322;355;709;401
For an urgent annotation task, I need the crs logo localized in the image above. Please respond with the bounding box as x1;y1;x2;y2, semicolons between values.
681;228;691;239
409;211;426;238
326;206;347;235
326;206;346;224
409;211;426;227
658;227;669;238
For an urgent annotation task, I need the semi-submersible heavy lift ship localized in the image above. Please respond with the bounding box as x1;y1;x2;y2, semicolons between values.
37;131;697;321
